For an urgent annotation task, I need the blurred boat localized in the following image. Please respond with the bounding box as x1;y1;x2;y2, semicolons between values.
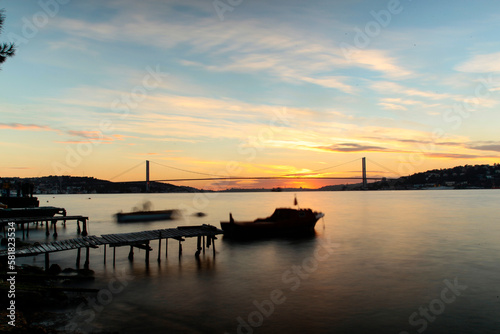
220;208;324;237
115;209;178;223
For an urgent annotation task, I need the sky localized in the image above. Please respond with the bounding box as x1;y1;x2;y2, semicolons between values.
1;0;500;189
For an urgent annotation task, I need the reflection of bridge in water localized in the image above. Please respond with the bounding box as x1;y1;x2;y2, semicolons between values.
112;157;400;190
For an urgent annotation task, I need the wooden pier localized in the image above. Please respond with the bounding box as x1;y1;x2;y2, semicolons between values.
0;224;223;270
0;215;89;238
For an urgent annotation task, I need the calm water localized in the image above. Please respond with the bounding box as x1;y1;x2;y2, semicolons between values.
14;190;500;333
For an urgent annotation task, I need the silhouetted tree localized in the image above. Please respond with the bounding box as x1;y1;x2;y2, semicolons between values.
0;9;15;68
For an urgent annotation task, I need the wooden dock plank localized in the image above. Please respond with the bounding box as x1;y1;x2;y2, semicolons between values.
50;241;62;251
0;225;223;258
45;243;59;252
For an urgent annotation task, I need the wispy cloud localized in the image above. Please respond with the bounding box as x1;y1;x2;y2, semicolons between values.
51;10;413;93
315;142;394;153
455;52;500;73
468;141;500;153
0;123;55;131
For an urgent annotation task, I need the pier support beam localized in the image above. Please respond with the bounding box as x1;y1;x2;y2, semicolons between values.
157;232;162;262
45;220;50;236
76;248;81;268
212;237;216;257
103;244;107;264
195;236;202;257
52;220;58;237
81;219;88;236
165;238;168;258
145;241;150;264
113;247;116;266
45;253;50;271
84;247;90;270
128;246;134;260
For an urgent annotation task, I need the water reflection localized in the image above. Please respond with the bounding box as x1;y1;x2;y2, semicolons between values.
9;191;500;333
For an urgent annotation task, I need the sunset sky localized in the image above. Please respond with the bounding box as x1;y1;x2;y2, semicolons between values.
1;0;500;189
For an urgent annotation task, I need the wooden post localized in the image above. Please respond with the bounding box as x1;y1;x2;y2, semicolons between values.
195;236;202;257
202;235;205;254
82;219;88;236
128;246;134;260
103;244;107;264
45;220;50;236
165;238;168;258
145;241;150;264
45;253;49;271
77;220;81;234
84;247;90;270
212;236;216;257
113;246;116;266
178;240;182;256
157;232;162;262
76;248;81;268
52;220;58;237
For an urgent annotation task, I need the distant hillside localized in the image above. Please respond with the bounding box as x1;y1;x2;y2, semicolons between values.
401;163;500;189
1;175;200;194
319;163;500;191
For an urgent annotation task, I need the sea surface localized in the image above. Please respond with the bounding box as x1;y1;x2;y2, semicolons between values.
13;190;500;333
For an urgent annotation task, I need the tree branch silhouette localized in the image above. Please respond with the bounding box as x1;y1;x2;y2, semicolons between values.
0;9;16;68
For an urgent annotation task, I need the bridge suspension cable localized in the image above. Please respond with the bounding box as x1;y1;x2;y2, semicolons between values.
282;158;361;176
366;158;402;178
109;161;145;181
149;160;219;177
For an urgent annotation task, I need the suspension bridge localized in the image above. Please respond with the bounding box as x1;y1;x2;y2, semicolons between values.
110;157;400;190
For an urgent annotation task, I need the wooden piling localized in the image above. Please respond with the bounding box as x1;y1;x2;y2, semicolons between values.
45;220;50;236
165;238;168;258
81;219;88;236
196;236;202;257
77;220;81;234
103;244;107;264
45;253;49;271
145;241;150;263
84;247;90;270
212;237;216;257
203;235;205;254
157;232;162;262
76;248;81;268
178;240;182;256
113;247;116;266
128;246;134;260
52;220;58;237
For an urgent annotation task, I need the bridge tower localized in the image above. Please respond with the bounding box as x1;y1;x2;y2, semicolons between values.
146;160;150;192
362;157;367;189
